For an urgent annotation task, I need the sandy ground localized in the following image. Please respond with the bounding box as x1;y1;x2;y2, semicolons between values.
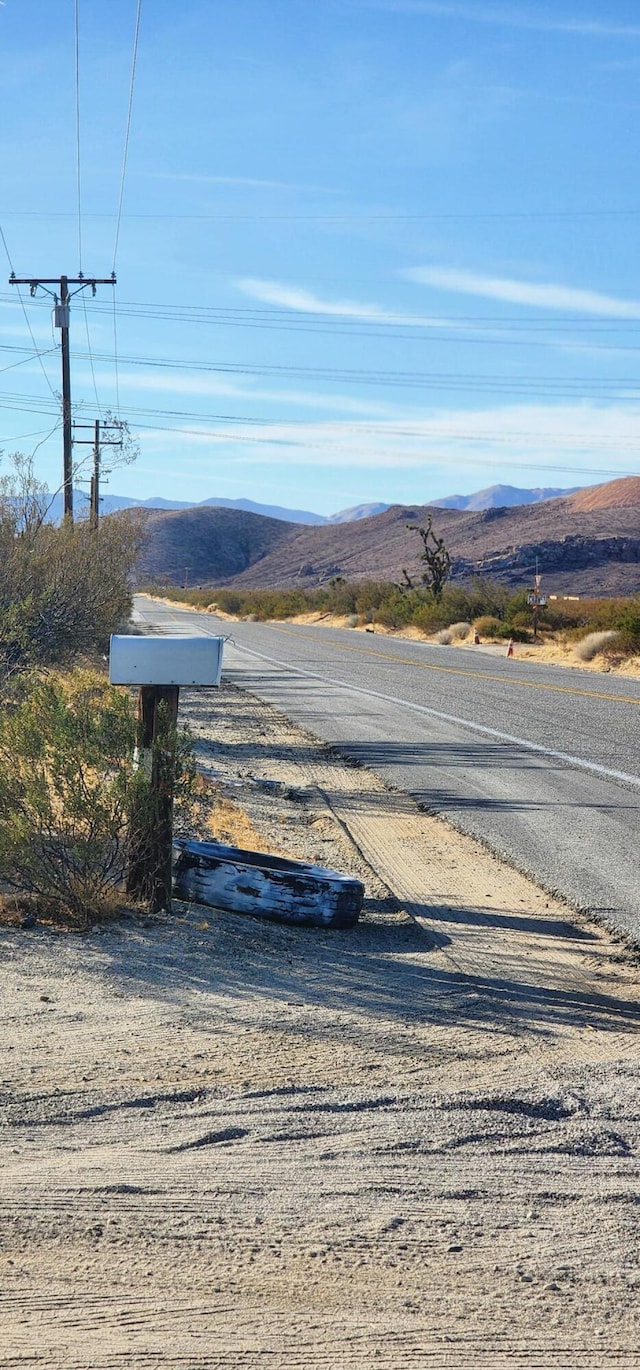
2;681;640;1368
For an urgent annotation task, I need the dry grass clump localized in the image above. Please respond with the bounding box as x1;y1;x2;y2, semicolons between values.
346;614;360;628
449;620;471;640
573;630;620;662
435;628;453;645
191;773;275;854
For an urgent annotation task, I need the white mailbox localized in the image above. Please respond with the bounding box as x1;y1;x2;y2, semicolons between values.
109;634;224;687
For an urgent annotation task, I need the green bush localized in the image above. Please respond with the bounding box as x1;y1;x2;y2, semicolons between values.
0;458;142;676
474;615;503;638
0;671;194;926
612;602;640;655
145;580;640;657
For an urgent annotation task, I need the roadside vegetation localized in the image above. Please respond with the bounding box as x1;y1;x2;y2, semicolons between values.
146;578;640;660
0;452;193;929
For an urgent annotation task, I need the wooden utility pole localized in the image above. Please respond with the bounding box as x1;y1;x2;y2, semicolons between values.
126;685;180;914
72;418;122;527
8;272;116;521
90;419;100;529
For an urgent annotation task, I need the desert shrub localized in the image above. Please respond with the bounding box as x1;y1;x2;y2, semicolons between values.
497;625;530;643
474;615;503;639
435;629;453;644
210;590;245;614
0;671;194;925
346;614;360;628
612;602;640;655
449;620;471;640
0;460;142;676
374;588;424;629
574;630;620;662
322;580;358;616
354;581;391;619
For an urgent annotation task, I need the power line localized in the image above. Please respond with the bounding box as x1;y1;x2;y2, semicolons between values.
0;223;58;399
74;0;83;271
5;288;640;336
113;282;120;414
112;0;142;274
4;208;640;223
2;333;640;399
1;389;638;453
73;0;102;415
0;348;59;377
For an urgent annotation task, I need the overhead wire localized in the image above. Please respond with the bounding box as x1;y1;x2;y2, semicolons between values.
0;222;59;400
0;388;637;455
74;0;102;416
113;0;142;278
111;0;142;415
5;207;640;223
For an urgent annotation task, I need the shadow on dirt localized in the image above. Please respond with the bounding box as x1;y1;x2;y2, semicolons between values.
84;891;640;1044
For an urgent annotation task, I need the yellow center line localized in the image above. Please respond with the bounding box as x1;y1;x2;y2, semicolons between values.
258;621;640;707
142;599;640;707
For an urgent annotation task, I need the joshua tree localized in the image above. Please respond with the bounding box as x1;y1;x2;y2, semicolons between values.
401;516;451;601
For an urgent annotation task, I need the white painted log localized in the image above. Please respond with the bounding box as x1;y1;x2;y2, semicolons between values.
173;839;363;929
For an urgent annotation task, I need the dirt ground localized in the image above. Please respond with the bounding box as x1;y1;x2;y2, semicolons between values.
2;681;640;1368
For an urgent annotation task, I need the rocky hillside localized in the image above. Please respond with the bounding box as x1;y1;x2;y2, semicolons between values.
135;476;640;597
136;505;295;585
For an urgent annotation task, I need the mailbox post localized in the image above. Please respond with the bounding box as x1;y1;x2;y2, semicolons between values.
109;635;224;914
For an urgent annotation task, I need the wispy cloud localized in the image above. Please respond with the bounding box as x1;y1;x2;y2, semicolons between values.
80;367;399;418
357;2;640;38
403;266;640;317
236;277;446;327
141;402;640;481
149;172;340;194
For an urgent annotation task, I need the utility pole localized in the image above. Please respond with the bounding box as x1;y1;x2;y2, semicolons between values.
72;418;122;528
91;418;100;530
8;272;116;521
527;559;547;642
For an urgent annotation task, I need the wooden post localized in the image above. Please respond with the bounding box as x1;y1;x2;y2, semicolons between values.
126;684;180;914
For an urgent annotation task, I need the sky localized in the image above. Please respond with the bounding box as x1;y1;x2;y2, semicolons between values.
1;0;640;516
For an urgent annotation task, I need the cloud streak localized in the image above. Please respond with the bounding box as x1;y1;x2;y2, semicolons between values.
141;402;640;481
358;2;640;38
236;276;447;327
149;173;340;194
82;367;399;418
404;266;640;317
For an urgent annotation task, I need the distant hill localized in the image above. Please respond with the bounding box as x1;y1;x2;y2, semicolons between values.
328;502;391;523
432;484;581;511
198;496;326;523
568;476;640;514
134;475;640;597
42;490;326;525
136;505;295;585
43;482;594;525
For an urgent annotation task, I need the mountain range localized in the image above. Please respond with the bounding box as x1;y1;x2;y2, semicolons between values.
45;482;584;526
134;476;640;599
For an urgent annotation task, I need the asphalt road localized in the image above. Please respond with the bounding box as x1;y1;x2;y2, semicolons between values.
132;596;640;940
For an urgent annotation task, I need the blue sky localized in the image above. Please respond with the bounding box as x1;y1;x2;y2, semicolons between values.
1;0;640;515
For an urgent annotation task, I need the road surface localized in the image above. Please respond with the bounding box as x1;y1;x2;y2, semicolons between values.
132;596;640;940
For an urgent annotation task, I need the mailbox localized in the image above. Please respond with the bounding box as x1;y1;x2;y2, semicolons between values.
109;634;224;687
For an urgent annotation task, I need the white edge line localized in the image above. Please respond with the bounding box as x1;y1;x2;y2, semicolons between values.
225;641;640;794
133;604;640;793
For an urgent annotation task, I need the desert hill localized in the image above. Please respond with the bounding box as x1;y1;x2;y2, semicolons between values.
136;505;294;585
568;476;640;514
135;476;640;597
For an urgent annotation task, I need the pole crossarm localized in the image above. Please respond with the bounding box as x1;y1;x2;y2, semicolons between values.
10;274;116;292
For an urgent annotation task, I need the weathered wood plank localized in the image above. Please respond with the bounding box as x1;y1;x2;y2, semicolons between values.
173;839;364;928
